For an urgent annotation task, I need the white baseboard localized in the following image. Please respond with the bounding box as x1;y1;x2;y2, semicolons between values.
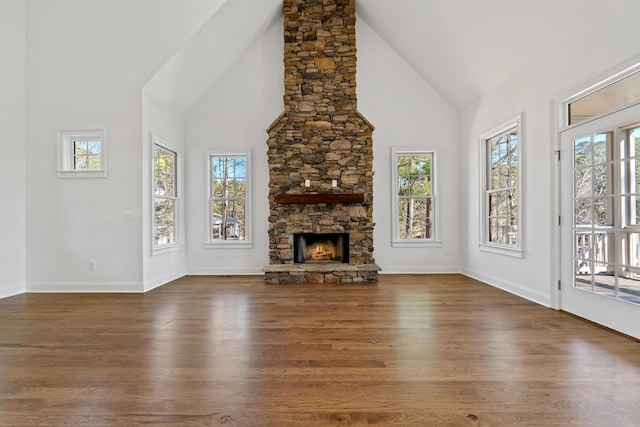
187;266;265;275
0;283;26;300
378;265;462;274
461;267;551;307
143;271;186;292
188;265;463;276
26;282;144;293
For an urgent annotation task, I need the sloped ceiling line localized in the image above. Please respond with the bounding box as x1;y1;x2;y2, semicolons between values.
144;0;614;114
144;0;281;115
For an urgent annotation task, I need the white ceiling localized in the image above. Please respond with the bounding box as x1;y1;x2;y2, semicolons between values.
144;0;281;113
148;0;626;114
356;0;616;110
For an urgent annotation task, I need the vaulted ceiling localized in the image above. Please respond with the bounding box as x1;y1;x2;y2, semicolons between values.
356;0;620;110
145;0;626;113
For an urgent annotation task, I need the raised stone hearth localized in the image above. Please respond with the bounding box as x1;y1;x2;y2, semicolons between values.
264;263;379;284
264;0;379;284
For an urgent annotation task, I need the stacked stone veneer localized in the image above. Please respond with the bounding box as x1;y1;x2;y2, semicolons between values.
265;0;378;284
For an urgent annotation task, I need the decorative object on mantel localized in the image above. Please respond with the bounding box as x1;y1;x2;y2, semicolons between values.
275;193;365;204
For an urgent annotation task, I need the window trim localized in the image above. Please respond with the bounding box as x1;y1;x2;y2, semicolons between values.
204;149;252;249
57;128;107;178
560;59;640;131
391;147;441;248
479;113;524;258
152;136;180;252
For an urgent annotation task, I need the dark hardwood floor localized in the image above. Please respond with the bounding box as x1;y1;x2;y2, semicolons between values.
1;274;639;426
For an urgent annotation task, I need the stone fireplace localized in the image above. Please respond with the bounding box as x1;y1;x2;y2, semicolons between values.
263;0;379;284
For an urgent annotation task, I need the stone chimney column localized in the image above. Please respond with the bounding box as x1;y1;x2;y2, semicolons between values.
264;0;378;283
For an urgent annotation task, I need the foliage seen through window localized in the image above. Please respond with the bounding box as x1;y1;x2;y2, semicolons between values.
154;145;177;247
210;156;246;241
397;153;434;239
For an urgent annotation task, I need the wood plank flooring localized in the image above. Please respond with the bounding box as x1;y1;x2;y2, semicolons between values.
1;274;639;426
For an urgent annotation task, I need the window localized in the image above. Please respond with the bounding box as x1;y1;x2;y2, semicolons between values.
206;151;251;247
480;115;523;256
572;122;640;303
392;149;439;246
57;129;107;178
567;67;640;126
153;143;178;248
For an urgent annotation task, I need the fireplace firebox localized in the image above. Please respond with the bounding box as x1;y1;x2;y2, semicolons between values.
294;233;349;264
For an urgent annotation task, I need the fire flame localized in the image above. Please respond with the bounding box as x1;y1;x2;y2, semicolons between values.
310;243;334;261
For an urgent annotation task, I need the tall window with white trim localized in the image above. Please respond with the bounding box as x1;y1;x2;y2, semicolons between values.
153;144;178;247
480;115;523;255
392;149;438;245
207;152;250;245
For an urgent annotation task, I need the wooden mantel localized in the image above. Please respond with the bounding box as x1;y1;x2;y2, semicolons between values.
275;193;365;204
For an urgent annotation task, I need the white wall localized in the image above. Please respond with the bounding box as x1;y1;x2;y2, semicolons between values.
185;18;284;275
460;82;554;305
0;0;26;298
460;1;640;306
184;15;461;275
23;0;459;291
26;1;639;297
357;18;461;273
141;96;187;290
24;0;223;292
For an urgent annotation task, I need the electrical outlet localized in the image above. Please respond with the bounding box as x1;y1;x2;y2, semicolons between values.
305;179;311;187
89;261;97;270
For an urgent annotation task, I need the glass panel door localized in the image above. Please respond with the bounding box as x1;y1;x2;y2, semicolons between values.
560;102;640;339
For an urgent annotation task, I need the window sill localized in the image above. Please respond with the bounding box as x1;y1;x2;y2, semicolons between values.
392;240;442;248
151;243;183;256
204;241;253;249
479;243;524;258
57;170;108;179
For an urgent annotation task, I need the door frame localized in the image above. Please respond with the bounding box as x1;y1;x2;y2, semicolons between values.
552;57;640;338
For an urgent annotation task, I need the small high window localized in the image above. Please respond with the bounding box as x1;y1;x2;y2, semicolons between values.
57;129;107;178
568;69;640;126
